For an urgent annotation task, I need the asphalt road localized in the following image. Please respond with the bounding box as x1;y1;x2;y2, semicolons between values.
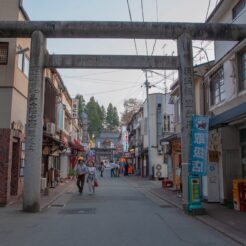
0;170;240;246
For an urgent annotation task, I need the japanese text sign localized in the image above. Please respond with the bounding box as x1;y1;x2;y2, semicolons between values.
189;115;209;176
72;99;78;119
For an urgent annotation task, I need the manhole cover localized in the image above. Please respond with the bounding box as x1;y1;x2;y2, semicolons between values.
50;204;65;208
160;204;172;208
61;208;96;215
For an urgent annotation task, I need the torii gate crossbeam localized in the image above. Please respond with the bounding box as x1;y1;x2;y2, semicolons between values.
0;21;246;40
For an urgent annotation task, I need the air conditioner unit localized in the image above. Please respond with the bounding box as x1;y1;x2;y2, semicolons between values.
46;122;56;136
154;163;168;179
40;178;47;191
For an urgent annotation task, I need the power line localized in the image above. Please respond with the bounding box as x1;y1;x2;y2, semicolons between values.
126;0;139;55
141;0;149;56
151;0;159;56
205;0;212;21
83;84;141;96
63;76;143;84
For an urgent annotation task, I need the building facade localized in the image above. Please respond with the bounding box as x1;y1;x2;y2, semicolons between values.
204;0;246;203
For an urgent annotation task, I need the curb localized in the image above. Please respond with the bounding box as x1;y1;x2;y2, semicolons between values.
149;189;245;246
40;181;75;210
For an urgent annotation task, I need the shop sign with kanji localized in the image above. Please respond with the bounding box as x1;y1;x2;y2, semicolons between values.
189;115;209;176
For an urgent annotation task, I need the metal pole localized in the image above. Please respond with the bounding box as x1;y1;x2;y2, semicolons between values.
23;31;46;212
145;72;152;177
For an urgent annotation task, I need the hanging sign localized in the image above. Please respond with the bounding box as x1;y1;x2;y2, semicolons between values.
189;115;209;176
72;99;78;119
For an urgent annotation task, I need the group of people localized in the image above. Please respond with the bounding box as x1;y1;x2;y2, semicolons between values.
76;157;98;195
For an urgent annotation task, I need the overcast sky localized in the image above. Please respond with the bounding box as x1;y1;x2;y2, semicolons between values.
23;0;217;114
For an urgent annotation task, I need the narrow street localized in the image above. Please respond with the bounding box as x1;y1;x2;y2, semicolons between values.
0;170;240;246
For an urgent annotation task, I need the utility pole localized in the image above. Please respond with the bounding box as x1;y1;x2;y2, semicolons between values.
144;71;152;177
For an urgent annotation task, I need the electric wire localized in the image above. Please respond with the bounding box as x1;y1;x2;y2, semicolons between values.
205;0;212;21
83;83;142;96
141;0;149;56
151;0;159;56
126;0;139;55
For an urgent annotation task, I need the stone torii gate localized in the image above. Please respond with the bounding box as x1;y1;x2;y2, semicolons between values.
0;21;245;212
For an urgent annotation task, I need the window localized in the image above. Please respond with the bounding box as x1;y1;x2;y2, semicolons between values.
17;47;29;77
164;115;171;132
0;42;8;65
210;67;225;106
238;50;246;92
233;0;245;19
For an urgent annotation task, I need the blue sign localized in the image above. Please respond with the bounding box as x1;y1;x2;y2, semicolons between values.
189;115;209;176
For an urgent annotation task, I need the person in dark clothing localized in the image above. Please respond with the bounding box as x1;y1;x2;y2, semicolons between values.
76;158;88;194
100;161;105;177
124;161;129;176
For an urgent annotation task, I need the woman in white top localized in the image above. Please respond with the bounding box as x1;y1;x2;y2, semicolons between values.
87;161;97;194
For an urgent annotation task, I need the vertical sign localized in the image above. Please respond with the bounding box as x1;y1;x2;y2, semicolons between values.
72;99;78;119
189;115;209;176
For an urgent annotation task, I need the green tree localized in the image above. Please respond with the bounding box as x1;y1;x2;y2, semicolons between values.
75;94;86;118
113;106;119;128
100;105;106;128
106;103;119;130
86;97;103;137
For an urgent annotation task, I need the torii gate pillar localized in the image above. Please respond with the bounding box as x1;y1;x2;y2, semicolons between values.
177;33;195;211
23;31;46;212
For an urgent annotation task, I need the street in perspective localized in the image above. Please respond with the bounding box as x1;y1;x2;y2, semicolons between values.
1;0;246;245
0;170;242;246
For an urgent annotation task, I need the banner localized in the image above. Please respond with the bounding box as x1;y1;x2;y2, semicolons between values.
189;115;209;176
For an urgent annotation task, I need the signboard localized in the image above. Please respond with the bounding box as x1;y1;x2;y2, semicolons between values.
188;176;202;210
189;115;209;176
72;99;78;119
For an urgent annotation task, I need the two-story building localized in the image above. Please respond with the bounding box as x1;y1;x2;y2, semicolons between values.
0;0;31;206
204;0;246;203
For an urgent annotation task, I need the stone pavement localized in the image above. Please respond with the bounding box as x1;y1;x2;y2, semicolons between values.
7;179;76;211
4;175;246;245
129;176;246;246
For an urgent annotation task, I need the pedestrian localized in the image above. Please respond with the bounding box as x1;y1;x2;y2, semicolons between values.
87;161;98;194
115;161;120;177
76;157;88;195
100;161;105;177
124;160;129;176
110;160;116;177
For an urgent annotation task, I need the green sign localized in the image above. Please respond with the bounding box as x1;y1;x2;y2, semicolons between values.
188;176;202;211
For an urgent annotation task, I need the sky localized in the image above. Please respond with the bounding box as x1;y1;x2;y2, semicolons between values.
22;0;218;114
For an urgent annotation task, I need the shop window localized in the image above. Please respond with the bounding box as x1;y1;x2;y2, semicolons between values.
0;42;8;65
210;67;225;106
17;47;29;78
238;49;246;92
233;0;245;20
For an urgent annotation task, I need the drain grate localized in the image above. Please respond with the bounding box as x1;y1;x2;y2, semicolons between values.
50;204;65;208
61;208;96;215
159;204;172;208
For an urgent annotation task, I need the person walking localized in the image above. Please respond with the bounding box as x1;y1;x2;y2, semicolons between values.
87;161;98;194
110;160;116;177
99;161;105;177
76;157;88;195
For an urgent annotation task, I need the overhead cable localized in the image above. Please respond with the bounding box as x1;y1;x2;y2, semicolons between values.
126;0;139;55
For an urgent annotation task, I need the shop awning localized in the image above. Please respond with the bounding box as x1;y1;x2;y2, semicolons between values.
160;133;181;142
209;102;246;129
70;140;85;152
